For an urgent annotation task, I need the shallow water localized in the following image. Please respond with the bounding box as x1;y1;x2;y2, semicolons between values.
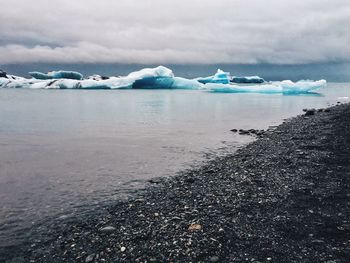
0;83;349;251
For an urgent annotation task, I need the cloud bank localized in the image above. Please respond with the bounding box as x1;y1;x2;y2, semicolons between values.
0;0;349;64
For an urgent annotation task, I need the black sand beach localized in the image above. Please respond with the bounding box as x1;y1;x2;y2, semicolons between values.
6;103;350;262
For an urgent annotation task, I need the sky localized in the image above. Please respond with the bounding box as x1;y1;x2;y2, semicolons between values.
0;0;349;65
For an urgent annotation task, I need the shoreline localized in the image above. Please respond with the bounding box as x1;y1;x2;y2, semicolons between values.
6;103;350;262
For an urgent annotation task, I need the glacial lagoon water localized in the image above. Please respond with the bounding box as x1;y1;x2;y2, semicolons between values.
0;83;350;252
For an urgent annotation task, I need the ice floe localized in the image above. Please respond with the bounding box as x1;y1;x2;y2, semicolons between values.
29;70;84;80
207;80;327;94
196;69;231;84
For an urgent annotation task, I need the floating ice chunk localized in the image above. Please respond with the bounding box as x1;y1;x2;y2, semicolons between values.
206;79;326;94
50;71;83;80
196;69;231;84
127;66;174;79
0;77;10;87
89;66;175;89
206;83;283;93
29;72;52;80
2;66;175;89
278;79;327;93
172;77;204;89
231;76;265;84
30;81;56;89
212;69;231;84
196;76;215;84
132;77;174;89
29;70;84;80
0;75;37;88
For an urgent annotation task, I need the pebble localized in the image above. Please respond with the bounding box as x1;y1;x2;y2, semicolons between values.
149;178;162;184
305;109;316;116
210;256;220;262
85;254;95;263
99;226;116;233
120;246;126;252
58;214;70;220
188;223;202;231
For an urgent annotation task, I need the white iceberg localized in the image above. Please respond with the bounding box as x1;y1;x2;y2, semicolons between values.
206;79;327;94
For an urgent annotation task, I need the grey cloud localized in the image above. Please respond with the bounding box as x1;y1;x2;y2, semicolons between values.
0;0;349;64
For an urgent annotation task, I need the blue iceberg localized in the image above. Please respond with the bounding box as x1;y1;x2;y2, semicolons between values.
29;70;84;80
132;77;174;89
196;69;231;84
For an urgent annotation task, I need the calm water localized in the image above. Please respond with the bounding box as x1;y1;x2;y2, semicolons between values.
0;83;349;252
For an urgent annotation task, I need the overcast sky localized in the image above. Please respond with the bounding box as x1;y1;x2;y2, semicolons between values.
0;0;349;65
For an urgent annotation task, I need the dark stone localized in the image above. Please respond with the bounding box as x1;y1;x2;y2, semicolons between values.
210;256;220;262
85;254;95;263
305;109;316;116
0;70;8;78
230;129;238;132
185;177;195;184
99;226;116;233
149;178;162;184
239;130;250;135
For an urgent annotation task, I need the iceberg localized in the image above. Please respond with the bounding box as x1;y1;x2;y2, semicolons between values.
0;66;326;94
231;76;265;84
29;70;84;80
0;66;175;90
196;69;231;84
127;66;173;79
127;66;175;89
172;77;204;89
206;79;327;94
0;77;10;87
